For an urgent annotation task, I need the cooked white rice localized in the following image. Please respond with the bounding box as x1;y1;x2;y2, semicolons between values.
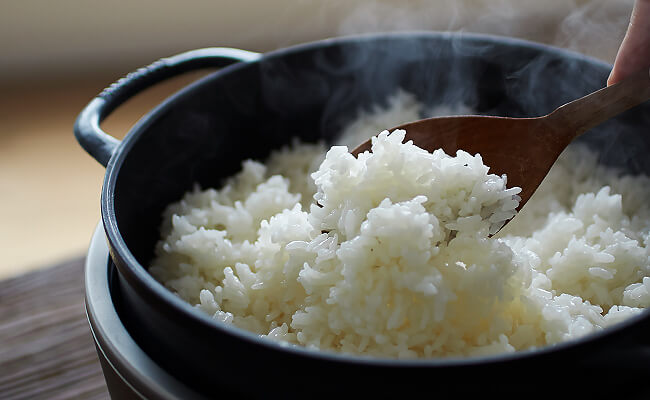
150;91;650;359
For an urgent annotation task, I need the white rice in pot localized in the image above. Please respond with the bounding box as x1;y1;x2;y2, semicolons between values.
149;91;650;359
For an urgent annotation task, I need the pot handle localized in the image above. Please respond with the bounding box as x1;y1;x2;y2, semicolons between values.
74;47;261;167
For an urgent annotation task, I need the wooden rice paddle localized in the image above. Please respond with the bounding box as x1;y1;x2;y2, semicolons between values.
352;67;650;232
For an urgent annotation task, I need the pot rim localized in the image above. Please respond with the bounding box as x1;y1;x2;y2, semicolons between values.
98;31;649;366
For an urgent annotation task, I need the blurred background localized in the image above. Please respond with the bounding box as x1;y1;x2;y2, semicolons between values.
0;0;634;278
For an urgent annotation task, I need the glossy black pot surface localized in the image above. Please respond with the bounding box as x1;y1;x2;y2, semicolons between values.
76;32;650;397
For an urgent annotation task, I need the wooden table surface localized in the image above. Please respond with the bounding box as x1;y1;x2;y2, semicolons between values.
0;258;109;400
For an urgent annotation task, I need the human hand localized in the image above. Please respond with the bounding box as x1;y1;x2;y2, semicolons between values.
608;0;650;86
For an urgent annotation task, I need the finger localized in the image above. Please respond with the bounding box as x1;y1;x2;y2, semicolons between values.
608;0;650;86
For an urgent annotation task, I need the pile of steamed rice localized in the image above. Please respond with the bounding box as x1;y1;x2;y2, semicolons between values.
150;91;650;358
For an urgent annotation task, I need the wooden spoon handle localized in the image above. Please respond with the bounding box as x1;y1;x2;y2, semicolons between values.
547;67;650;138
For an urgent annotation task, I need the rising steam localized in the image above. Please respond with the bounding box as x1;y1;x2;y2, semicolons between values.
337;0;634;63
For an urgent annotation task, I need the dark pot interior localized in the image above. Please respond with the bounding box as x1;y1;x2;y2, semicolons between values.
93;33;650;397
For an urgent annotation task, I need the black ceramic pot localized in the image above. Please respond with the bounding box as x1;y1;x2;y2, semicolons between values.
77;32;650;398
